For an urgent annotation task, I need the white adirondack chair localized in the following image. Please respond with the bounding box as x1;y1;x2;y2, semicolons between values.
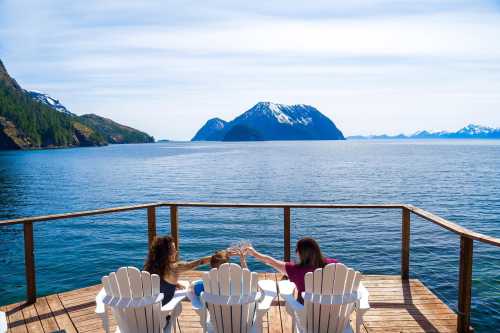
278;263;370;333
189;263;277;333
95;266;187;333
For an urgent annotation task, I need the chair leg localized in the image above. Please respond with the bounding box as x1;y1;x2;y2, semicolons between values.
355;309;367;333
255;315;263;333
97;310;110;333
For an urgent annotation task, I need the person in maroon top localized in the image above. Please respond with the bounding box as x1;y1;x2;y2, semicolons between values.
245;237;338;303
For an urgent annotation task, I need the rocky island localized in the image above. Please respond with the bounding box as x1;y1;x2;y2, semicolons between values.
192;102;344;141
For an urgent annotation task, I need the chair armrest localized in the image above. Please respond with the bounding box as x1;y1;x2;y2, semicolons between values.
358;284;370;311
257;280;277;313
0;311;7;333
277;280;296;296
258;280;277;294
95;288;110;333
95;288;106;314
282;293;304;312
257;280;278;312
161;290;187;313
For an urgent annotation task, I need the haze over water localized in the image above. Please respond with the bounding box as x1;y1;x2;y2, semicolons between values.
0;140;499;331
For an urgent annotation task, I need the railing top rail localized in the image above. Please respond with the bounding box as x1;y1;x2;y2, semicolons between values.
0;202;164;226
164;202;405;209
0;201;498;247
405;205;500;247
0;202;404;226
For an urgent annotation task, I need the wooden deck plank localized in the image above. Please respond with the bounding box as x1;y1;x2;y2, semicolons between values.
20;303;43;333
44;294;78;333
33;297;59;332
2;273;458;333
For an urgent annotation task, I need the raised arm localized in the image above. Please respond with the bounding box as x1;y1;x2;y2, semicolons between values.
246;247;286;274
239;250;248;269
174;256;211;273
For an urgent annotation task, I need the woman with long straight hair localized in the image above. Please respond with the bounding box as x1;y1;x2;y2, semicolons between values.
245;237;338;302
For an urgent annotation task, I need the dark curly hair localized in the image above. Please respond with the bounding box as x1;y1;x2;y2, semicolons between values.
144;235;176;277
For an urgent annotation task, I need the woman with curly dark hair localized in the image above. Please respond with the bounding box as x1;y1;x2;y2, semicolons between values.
144;235;211;305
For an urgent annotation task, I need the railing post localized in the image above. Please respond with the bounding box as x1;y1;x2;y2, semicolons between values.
170;205;179;250
24;222;36;304
457;236;474;333
284;207;291;261
401;207;410;280
147;206;157;248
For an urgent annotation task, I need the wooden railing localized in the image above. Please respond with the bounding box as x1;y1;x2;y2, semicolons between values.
1;202;499;333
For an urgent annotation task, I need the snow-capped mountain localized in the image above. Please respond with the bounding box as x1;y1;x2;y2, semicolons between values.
455;124;499;137
26;90;75;116
192;102;344;141
348;124;500;140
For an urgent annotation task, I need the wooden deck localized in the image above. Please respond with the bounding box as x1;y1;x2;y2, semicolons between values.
1;272;458;333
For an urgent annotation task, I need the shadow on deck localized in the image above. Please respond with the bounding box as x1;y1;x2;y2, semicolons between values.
1;272;457;333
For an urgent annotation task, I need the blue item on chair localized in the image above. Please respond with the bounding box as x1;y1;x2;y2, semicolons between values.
193;280;204;296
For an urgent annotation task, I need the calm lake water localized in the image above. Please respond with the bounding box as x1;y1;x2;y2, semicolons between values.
0;140;499;331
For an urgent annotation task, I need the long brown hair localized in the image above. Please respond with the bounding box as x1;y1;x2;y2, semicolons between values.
296;237;326;268
144;236;176;277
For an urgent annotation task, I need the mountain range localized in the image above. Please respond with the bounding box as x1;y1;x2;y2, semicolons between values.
192;102;344;141
0;59;154;150
348;124;500;140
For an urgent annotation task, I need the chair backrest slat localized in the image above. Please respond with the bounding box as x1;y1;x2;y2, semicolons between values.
312;268;322;333
230;264;243;333
128;267;148;333
330;264;348;333
141;271;154;333
319;264;335;333
209;268;224;332
304;272;314;332
151;274;164;333
241;268;252;333
219;264;232;333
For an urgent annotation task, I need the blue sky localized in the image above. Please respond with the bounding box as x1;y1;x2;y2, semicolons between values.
1;0;500;140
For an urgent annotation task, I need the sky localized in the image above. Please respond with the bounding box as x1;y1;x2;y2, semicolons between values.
1;0;500;140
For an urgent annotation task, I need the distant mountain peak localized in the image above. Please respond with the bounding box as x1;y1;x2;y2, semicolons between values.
191;117;228;141
459;124;494;135
206;117;227;129
26;90;75;116
349;124;500;140
241;101;317;126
